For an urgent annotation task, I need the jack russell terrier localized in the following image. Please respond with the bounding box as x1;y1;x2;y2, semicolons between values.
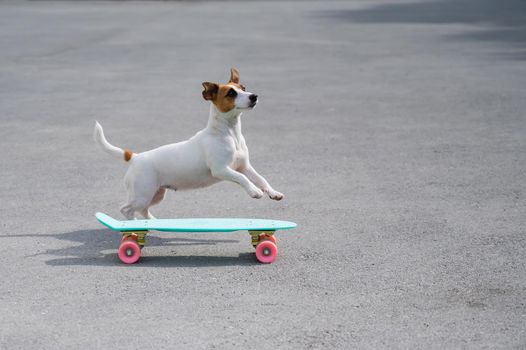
94;68;284;220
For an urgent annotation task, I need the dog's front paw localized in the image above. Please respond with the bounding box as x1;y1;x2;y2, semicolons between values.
248;186;264;199
268;190;284;201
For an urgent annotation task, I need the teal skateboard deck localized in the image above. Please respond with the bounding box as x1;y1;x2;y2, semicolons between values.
95;212;297;264
96;212;296;232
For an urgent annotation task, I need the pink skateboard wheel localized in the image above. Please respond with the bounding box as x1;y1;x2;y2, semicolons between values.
118;240;141;264
255;240;278;264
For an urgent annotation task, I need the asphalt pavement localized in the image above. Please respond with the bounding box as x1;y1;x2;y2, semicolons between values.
1;0;525;349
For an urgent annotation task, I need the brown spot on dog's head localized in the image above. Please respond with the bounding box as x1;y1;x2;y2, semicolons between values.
214;85;239;112
201;68;246;113
202;82;219;101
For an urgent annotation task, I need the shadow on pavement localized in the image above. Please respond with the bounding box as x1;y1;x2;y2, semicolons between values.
12;229;259;267
320;0;526;59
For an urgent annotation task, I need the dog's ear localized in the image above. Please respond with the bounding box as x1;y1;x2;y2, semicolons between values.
229;68;240;84
202;82;218;101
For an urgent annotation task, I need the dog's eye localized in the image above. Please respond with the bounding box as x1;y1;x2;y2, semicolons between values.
240;85;246;91
226;88;237;98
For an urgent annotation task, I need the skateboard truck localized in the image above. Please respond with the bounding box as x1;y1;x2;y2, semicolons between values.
249;230;276;247
121;231;147;247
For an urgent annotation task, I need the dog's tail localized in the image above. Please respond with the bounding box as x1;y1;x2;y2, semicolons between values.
93;121;134;162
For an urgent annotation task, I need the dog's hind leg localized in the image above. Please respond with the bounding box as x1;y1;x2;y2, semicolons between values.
139;208;156;220
121;194;156;220
120;203;136;220
121;165;160;220
120;187;159;220
136;187;166;219
150;187;167;207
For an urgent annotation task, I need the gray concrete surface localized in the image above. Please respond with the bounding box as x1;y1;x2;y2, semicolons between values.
1;0;525;348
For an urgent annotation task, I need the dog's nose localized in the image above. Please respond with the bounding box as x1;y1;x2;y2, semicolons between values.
249;94;258;102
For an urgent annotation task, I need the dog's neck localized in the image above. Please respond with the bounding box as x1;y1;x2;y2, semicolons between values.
206;104;243;135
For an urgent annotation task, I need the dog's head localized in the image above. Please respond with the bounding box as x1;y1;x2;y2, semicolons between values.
202;68;258;113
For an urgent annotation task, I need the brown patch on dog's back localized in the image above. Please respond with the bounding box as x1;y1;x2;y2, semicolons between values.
124;149;133;162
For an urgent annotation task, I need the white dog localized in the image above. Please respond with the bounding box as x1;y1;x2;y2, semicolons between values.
94;68;284;219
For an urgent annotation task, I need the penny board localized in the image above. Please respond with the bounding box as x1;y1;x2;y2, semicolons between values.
96;212;297;233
